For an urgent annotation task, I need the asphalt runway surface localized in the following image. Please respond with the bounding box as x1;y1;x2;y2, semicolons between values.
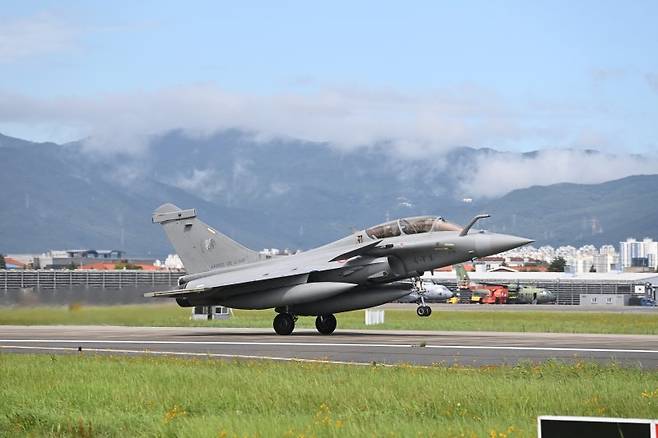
1;325;657;367
385;303;658;313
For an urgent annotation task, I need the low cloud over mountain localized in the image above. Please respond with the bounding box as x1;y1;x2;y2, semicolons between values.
1;131;657;255
3;82;657;199
455;149;658;198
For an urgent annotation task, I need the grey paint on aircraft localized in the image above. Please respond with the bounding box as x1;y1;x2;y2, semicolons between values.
148;203;533;334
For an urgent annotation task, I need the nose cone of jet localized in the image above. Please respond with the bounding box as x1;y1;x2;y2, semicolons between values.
475;233;534;257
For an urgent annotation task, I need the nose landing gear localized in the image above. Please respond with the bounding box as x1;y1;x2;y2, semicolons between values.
413;276;432;317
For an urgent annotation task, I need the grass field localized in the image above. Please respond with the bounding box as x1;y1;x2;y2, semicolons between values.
1;353;657;437
1;304;658;334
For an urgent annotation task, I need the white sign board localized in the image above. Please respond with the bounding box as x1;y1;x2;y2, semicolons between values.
365;309;385;325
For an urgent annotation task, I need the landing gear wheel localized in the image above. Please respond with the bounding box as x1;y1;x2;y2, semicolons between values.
425;306;432;316
273;313;295;335
416;306;432;317
315;314;337;335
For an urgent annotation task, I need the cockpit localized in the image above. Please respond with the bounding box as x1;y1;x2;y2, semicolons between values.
365;216;462;239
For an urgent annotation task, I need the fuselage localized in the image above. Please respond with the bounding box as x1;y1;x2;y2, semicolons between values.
180;228;530;292
508;286;556;304
151;205;534;332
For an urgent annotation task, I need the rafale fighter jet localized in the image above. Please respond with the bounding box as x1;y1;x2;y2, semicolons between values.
147;204;533;335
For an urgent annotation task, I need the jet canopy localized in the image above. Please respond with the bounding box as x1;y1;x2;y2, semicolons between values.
365;216;462;239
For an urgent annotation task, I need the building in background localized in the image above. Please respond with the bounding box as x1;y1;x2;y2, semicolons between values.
3;256;29;269
4;249;159;270
501;243;621;274
37;249;126;269
620;238;658;271
153;254;185;271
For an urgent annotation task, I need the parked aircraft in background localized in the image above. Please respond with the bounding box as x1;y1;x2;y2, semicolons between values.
397;279;453;315
507;283;556;304
454;264;508;304
453;265;556;304
148;205;532;335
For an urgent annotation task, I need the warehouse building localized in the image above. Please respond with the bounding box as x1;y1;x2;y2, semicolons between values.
429;271;658;305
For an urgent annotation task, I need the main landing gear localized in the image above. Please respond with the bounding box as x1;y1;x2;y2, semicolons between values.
272;312;337;335
416;305;432;317
315;314;337;335
273;313;296;335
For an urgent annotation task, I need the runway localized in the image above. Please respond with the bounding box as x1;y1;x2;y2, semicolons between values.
2;326;658;367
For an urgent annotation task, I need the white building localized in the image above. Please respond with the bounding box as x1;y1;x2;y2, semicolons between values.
620;238;658;269
161;254;184;270
592;253;618;273
502;243;621;273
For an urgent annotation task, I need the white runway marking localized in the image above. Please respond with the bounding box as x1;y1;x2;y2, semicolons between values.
0;345;386;367
0;339;413;348
425;345;658;354
0;339;657;354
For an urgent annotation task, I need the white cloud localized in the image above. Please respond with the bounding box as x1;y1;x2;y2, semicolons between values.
590;68;625;83
459;149;658;198
1;82;655;199
269;182;291;196
0;83;531;156
646;73;658;92
0;12;78;62
174;168;225;201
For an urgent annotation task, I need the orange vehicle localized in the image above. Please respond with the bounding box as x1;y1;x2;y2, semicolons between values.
456;265;508;304
480;285;508;304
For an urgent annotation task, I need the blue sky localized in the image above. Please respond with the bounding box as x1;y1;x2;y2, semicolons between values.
1;1;657;157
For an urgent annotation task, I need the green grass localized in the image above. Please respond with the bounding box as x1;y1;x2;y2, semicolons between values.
1;354;657;437
1;304;658;334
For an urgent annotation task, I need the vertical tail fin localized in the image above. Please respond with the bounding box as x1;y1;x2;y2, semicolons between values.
153;203;262;274
455;264;470;289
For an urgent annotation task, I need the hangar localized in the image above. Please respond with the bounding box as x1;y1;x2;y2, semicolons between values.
429;271;658;305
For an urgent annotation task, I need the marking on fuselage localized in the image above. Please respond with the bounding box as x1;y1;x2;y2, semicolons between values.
414;254;434;264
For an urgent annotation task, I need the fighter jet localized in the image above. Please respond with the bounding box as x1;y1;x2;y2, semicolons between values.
147;205;532;335
397;279;453;313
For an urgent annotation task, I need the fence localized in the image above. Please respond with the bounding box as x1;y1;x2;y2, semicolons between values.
0;270;183;291
0;270;185;306
433;278;635;305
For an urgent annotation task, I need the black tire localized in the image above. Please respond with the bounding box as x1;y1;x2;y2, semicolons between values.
315;314;337;335
425;306;432;316
273;313;295;335
416;306;424;317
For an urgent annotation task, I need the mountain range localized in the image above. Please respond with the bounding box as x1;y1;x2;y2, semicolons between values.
1;131;657;258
